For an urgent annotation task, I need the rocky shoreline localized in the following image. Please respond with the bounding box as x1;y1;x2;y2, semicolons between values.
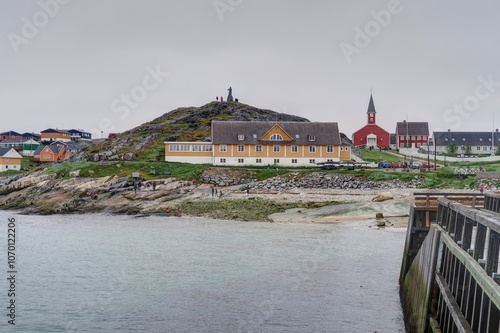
0;169;469;224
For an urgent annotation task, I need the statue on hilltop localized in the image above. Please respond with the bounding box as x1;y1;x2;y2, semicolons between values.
227;87;234;102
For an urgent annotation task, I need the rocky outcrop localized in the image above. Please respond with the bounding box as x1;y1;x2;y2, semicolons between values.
200;168;257;187
1;168;424;215
0;171;191;215
233;172;425;192
0;173;57;195
372;192;394;202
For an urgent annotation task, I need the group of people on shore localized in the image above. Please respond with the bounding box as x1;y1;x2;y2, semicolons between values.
211;186;223;198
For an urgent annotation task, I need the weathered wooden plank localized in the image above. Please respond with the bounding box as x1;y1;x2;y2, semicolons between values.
486;231;500;276
435;272;474;333
429;316;443;332
439;198;500;234
439;226;500;310
462;218;474;252
474;224;487;261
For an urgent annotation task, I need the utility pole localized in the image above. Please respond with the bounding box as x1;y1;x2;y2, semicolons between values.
433;136;437;170
492;114;495;156
427;145;430;171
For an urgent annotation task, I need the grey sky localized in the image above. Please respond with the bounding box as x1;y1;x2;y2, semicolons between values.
1;0;500;138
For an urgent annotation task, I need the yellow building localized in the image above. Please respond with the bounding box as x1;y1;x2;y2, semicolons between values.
165;121;351;166
41;128;72;143
0;148;23;172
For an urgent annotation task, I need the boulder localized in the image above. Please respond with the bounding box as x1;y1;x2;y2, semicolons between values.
372;192;394;202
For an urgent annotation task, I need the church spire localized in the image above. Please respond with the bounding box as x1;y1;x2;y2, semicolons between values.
367;92;376;114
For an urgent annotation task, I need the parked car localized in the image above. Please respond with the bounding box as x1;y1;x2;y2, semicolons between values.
411;162;422;169
423;162;434;168
400;161;410;169
378;161;391;168
390;162;400;168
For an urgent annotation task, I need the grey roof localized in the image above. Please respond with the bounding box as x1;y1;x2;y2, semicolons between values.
0;140;24;144
65;143;82;150
49;141;81;152
396;122;429;136
0;131;22;136
367;94;376;114
433;131;500;146
41;128;70;134
211;121;341;145
34;145;64;155
0;148;12;156
390;133;396;144
68;129;91;135
22;132;41;138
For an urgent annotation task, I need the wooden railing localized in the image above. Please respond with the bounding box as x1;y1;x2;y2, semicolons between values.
414;192;484;228
401;193;500;333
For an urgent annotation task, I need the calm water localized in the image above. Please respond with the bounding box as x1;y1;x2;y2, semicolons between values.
0;211;406;333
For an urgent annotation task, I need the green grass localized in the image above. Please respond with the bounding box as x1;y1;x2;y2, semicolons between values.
251;167;290;180
366;171;417;181
358;149;405;163
22;156;39;170
176;197;339;221
39;161;210;181
0;170;24;177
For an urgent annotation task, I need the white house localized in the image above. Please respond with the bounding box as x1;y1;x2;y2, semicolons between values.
433;130;499;156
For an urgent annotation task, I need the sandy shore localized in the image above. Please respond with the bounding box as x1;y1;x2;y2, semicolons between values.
190;185;478;228
186;184;417;227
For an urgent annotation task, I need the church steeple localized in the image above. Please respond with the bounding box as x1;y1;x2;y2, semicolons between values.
367;92;376;124
367;93;376;114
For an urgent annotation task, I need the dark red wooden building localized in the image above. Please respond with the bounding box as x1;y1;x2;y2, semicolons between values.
352;94;390;148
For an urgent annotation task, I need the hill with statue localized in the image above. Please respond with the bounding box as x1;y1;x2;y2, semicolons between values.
84;101;353;162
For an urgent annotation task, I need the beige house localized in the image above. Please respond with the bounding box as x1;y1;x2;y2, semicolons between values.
0;148;23;172
165;121;351;166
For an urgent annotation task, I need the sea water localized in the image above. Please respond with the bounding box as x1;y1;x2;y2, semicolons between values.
0;211;406;332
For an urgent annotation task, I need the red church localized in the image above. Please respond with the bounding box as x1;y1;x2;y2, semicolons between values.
352;94;390;148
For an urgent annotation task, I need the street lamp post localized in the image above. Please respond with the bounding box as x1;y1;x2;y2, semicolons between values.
427;145;430;171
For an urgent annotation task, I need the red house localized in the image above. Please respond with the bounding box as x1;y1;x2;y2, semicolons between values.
352;94;390;148
395;121;429;148
0;131;23;142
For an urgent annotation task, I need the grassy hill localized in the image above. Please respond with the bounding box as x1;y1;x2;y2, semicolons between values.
84;101;310;162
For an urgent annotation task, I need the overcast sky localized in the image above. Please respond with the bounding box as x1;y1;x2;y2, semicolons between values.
2;0;500;139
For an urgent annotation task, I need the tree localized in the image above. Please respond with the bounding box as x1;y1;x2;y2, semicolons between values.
447;143;457;156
